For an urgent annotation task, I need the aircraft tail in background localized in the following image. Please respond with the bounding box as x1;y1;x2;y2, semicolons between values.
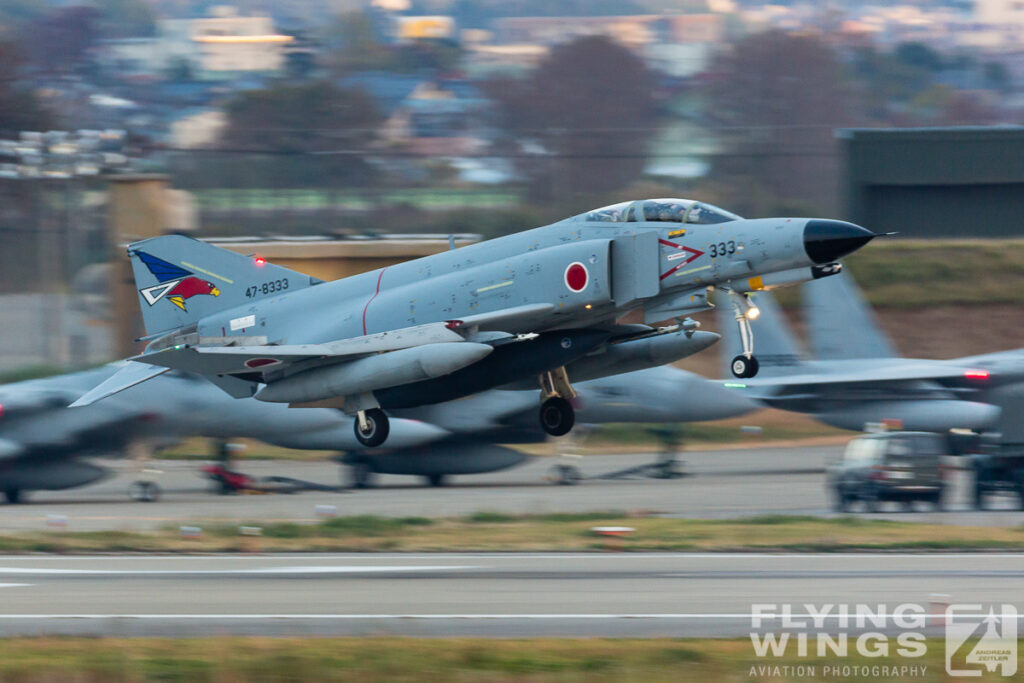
802;270;899;361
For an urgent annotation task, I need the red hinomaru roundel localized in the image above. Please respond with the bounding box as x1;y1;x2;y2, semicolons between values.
564;262;589;292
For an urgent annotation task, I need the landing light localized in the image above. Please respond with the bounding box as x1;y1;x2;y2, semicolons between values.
964;369;989;380
747;306;761;320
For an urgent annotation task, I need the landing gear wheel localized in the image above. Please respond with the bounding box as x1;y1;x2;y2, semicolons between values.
129;480;160;502
731;355;759;379
539;397;575;437
2;488;22;504
424;474;447;487
354;408;390;447
347;458;375;489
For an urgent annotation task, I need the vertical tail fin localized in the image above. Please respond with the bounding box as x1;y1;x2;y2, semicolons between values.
128;234;321;337
716;290;806;378
803;270;899;360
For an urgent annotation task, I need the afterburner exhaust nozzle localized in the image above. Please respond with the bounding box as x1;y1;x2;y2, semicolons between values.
803;220;876;264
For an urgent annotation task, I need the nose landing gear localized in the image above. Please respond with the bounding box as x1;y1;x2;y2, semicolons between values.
730;354;759;379
728;290;760;378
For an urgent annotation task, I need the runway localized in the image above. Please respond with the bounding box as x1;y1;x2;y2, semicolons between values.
0;553;1019;637
4;445;1022;531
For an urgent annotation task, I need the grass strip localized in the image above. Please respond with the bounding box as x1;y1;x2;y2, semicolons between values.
0;637;1015;682
1;514;1023;553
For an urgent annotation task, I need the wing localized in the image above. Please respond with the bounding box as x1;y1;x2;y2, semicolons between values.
736;361;993;407
0;386;83;416
747;363;981;389
72;304;556;405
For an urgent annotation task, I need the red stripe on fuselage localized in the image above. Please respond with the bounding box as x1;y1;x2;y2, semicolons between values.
362;268;387;335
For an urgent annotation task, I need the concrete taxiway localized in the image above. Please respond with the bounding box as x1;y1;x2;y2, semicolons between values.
3;445;1022;531
0;553;1019;637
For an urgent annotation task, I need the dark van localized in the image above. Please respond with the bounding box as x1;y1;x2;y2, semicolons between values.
829;432;946;512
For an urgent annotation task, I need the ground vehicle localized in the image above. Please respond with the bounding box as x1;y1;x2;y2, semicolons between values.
970;447;1024;509
949;433;1024;510
828;431;946;512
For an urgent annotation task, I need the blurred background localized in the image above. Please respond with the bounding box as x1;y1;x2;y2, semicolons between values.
2;0;1024;376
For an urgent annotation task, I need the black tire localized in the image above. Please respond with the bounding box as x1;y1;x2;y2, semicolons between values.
833;490;850;513
539;397;575;437
425;474;447;487
863;493;881;513
353;408;390;447
730;355;759;379
2;488;22;504
129;481;160;503
347;458;375;489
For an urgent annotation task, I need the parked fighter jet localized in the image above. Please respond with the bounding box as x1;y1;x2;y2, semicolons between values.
717;272;1016;431
348;365;758;487
75;198;876;447
3;355;752;500
0;364;447;503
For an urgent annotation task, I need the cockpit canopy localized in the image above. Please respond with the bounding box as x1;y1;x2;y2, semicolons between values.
578;198;741;225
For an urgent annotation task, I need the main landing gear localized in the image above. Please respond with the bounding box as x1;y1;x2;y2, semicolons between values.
126;441;162;502
354;408;390;447
728;290;760;379
539;367;577;437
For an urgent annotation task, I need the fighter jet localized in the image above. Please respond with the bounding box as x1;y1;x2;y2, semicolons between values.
74;198;876;447
0;364;447;503
716;271;1022;432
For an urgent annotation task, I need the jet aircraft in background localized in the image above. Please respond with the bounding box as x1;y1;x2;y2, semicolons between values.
2;356;754;501
0;364;446;504
76;198;876;448
717;271;1024;432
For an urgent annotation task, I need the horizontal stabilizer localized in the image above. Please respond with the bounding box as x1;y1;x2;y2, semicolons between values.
68;362;170;407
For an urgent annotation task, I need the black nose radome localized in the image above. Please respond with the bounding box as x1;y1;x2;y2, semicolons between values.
803;220;876;264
